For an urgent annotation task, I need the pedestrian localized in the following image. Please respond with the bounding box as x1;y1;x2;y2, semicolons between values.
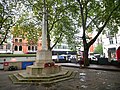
79;59;84;68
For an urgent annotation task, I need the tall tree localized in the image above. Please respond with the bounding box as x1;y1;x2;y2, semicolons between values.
76;0;120;66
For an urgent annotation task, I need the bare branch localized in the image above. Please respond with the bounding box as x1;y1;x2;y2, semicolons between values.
86;16;97;29
86;6;109;29
50;33;63;50
49;4;71;32
0;25;10;45
49;17;62;32
88;3;120;47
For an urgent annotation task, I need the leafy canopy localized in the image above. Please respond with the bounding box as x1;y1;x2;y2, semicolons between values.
15;0;80;50
11;13;42;44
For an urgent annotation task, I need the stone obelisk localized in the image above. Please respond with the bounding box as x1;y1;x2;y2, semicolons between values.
34;0;53;67
41;0;47;51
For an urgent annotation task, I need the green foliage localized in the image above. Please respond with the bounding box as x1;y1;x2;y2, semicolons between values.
0;0;24;45
0;1;13;44
82;0;120;34
94;44;103;55
102;0;120;35
12;22;42;44
18;0;80;49
10;5;42;44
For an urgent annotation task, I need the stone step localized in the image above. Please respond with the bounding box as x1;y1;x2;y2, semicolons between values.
18;70;69;79
13;71;72;82
9;71;76;84
9;74;18;83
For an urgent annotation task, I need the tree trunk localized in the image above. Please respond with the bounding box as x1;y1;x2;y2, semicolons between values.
83;47;89;67
47;32;51;50
47;16;51;51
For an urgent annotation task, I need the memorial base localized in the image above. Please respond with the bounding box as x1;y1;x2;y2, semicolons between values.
26;50;61;75
9;50;76;84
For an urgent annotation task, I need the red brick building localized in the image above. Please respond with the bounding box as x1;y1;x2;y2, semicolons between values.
13;37;42;54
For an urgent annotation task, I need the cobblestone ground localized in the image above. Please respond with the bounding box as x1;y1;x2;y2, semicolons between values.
0;67;120;90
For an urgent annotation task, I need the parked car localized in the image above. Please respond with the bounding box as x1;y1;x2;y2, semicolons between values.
89;55;98;61
68;55;77;63
52;55;66;63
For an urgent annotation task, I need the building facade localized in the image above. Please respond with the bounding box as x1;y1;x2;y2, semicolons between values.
12;37;42;54
102;30;120;61
0;36;71;54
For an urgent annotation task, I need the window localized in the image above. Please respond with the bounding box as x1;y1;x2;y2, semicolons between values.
0;45;3;49
19;39;22;42
109;37;113;44
14;46;18;51
58;45;61;49
28;46;31;50
15;39;18;42
32;46;34;51
19;46;22;51
35;46;37;50
6;44;11;49
63;46;67;49
54;46;57;49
